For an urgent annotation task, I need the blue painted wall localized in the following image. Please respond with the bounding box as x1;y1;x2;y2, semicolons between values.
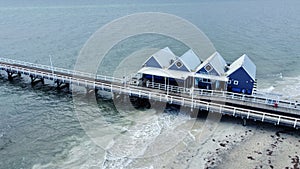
145;56;161;68
169;62;190;72
227;67;254;94
196;65;218;76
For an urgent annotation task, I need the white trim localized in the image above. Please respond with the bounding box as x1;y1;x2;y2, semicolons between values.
204;64;213;72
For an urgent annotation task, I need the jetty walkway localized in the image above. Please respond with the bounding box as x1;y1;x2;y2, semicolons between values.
0;57;299;129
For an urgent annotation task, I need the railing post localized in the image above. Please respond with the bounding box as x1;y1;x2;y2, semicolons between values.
191;91;194;108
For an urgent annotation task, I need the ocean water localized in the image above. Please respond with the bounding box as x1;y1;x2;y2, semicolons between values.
0;0;300;168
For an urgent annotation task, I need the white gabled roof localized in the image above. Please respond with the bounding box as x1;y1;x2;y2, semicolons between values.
196;52;227;75
226;54;256;80
149;47;177;69
179;49;201;71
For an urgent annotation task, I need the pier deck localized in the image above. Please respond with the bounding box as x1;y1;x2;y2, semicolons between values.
0;57;299;129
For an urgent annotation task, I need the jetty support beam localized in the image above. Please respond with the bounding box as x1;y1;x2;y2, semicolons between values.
7;71;21;81
30;75;44;86
56;81;69;90
243;118;247;126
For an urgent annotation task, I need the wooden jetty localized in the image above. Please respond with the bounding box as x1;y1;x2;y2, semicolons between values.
0;57;299;129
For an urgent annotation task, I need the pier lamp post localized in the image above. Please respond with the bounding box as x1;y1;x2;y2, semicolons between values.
49;54;54;75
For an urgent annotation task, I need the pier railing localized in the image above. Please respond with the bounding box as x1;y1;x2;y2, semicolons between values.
0;57;299;128
139;81;300;112
72;77;300;128
0;57;124;84
0;58;300;110
1;57;299;113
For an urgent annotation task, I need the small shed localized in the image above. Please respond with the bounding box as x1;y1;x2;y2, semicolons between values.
168;49;201;72
195;52;227;76
226;54;256;94
142;47;177;69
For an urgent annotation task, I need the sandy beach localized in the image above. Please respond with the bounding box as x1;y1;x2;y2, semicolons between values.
178;116;300;169
215;120;300;169
100;107;299;169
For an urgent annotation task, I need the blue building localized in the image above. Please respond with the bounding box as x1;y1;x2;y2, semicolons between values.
226;54;256;95
195;52;227;76
139;49;201;88
137;48;255;95
194;52;227;89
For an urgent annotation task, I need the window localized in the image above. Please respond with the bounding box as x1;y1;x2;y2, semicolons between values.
176;61;183;68
233;80;239;85
202;78;211;83
204;64;212;72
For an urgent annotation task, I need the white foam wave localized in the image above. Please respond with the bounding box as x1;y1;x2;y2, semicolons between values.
101;110;193;168
272;76;300;100
259;86;275;93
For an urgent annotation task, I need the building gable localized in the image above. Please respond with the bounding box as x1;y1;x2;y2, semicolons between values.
144;56;162;68
195;52;226;76
169;60;190;72
197;63;219;76
228;67;252;81
226;54;256;81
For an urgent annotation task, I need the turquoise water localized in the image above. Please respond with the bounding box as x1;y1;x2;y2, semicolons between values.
0;0;300;168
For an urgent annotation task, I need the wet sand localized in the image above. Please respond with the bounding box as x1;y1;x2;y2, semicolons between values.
215;120;300;169
150;115;300;169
